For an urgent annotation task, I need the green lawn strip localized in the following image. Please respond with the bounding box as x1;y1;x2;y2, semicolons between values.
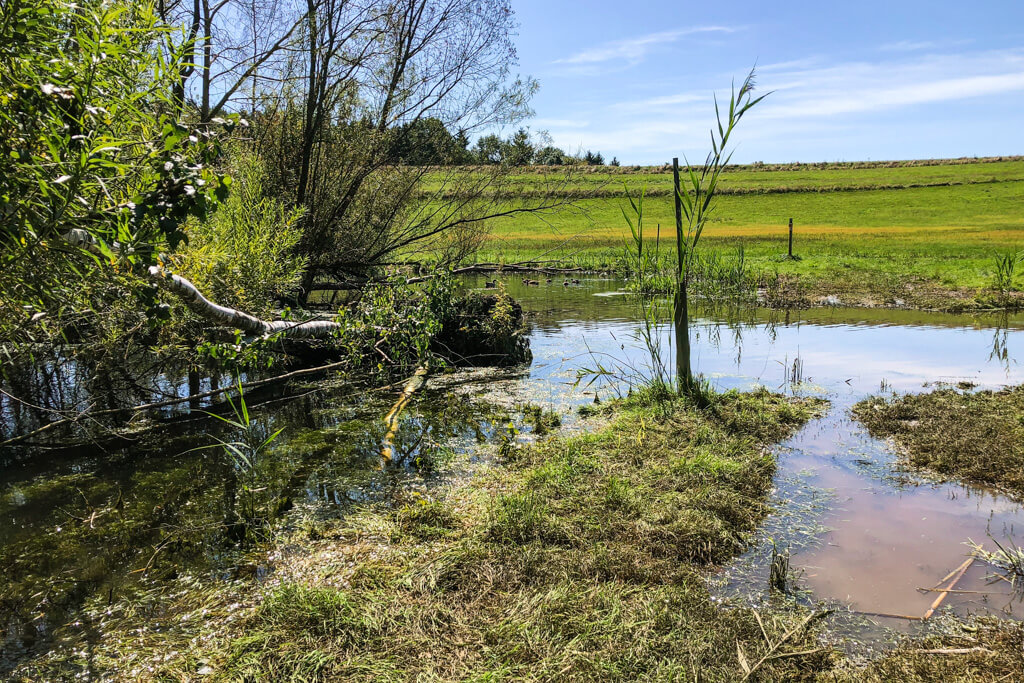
467;180;1024;309
854;385;1024;498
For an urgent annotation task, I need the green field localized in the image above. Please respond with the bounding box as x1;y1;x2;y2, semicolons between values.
472;158;1024;309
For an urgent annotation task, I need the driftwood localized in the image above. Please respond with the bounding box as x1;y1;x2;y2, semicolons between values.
923;557;975;619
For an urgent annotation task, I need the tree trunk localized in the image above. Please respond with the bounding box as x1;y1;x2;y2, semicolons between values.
674;281;692;394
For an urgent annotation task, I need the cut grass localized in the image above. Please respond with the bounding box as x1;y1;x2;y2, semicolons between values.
216;389;833;681
48;388;829;681
853;384;1024;497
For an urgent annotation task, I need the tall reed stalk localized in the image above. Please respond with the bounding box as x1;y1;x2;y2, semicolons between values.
672;69;766;397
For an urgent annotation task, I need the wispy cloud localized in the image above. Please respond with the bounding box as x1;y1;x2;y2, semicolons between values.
880;38;973;52
609;92;705;113
879;40;939;52
756;50;1024;119
539;48;1024;163
555;26;738;66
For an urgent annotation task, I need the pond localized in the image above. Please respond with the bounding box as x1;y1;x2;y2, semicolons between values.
2;274;1024;671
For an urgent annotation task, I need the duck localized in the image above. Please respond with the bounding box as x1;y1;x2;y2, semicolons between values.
484;280;497;289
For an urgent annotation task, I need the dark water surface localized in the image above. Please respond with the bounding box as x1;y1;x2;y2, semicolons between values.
3;275;1024;670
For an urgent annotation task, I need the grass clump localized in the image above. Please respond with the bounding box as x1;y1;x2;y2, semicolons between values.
828;616;1024;682
853;384;1024;496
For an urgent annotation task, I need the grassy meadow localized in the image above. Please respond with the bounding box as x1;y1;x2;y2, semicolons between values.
471;157;1024;309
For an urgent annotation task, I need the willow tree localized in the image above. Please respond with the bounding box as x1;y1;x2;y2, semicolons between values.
248;0;571;298
0;0;243;354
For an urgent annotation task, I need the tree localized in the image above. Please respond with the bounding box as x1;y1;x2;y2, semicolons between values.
246;0;554;298
535;146;566;165
0;0;233;349
390;118;471;165
473;134;506;164
155;0;307;121
505;127;535;166
584;150;604;166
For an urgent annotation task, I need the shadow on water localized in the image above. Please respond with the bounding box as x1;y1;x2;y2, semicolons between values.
3;273;1024;670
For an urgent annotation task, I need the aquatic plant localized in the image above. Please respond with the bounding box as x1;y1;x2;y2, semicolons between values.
670;69;767;397
968;537;1024;583
992;250;1022;302
202;382;284;539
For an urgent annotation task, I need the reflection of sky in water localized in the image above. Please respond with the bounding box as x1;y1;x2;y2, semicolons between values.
523;309;1021;410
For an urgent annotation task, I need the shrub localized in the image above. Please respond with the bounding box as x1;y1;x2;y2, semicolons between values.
175;149;306;317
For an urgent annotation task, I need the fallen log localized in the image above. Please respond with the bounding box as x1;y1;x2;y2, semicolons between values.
381;366;429;463
64;229;342;339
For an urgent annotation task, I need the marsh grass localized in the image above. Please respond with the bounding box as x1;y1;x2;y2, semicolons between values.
992;250;1022;303
74;389;831;681
967;537;1024;584
853;385;1024;496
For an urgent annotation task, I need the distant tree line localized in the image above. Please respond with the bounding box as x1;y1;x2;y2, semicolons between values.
390;121;617;166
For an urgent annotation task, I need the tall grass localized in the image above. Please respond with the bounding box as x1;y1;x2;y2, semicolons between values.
202;382;284;539
671;69;766;397
992;250;1022;301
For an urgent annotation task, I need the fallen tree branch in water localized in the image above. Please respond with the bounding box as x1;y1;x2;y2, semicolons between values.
64;229;342;338
381;366;430;463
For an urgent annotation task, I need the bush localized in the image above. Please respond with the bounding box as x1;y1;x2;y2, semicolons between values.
175;149;306;317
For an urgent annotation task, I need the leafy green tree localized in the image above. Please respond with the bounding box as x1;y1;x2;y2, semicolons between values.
473;134;506;164
505;127;535;166
391;117;472;165
0;0;232;344
535;146;566;165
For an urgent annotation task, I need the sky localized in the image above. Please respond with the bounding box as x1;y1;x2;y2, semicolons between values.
508;0;1024;164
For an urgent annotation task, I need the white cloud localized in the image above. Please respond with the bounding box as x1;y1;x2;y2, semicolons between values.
554;26;738;66
609;92;705;113
756;50;1024;119
879;40;939;52
879;39;973;53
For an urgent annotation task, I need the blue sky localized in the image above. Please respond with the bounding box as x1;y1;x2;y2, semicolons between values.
509;0;1024;164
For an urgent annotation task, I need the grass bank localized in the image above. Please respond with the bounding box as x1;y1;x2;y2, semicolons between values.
206;389;832;680
854;384;1024;497
27;388;825;680
472;158;1024;310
